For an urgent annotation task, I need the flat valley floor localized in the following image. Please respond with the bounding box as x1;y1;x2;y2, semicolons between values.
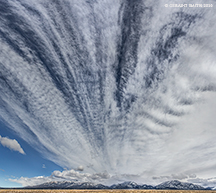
0;190;216;193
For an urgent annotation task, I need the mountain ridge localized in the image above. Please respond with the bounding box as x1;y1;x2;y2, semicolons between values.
25;180;211;190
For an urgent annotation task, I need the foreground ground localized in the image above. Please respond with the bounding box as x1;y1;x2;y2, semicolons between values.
0;190;216;193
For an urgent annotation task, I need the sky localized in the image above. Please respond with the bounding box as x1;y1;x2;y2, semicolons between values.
0;120;62;187
1;0;216;189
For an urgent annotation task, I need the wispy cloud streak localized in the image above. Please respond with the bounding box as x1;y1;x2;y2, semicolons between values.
0;0;216;184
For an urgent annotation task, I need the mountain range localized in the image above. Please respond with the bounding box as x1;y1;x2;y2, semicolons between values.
25;180;211;190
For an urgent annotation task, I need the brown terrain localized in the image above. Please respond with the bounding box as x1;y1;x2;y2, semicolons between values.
0;190;216;193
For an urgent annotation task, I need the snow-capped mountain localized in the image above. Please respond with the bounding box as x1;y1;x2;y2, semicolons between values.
110;181;153;189
155;180;208;190
26;181;108;189
26;180;210;190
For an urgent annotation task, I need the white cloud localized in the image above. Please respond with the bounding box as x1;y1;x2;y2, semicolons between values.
76;165;84;171
0;135;25;155
10;176;53;187
9;169;110;187
10;168;147;187
187;177;216;189
152;173;192;181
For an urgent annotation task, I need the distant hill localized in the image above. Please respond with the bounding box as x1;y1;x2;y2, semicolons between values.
25;180;211;190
